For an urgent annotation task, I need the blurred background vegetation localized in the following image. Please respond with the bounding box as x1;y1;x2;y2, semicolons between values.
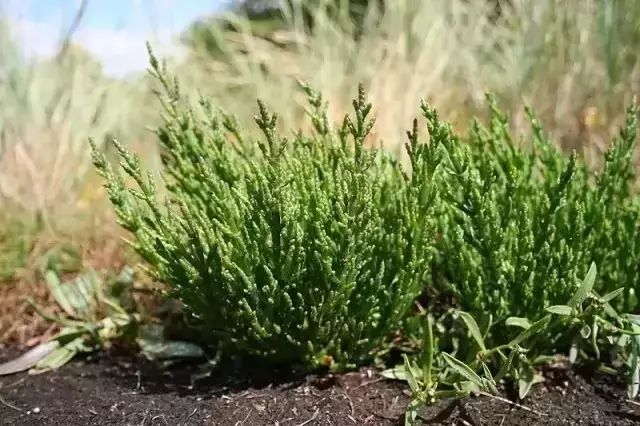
0;0;639;294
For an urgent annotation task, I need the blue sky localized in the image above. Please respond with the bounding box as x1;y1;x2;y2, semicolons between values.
3;0;231;76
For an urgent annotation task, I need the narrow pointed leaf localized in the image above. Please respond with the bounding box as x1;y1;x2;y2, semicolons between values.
506;317;532;330
457;311;486;351
508;315;550;347
0;341;59;376
402;354;421;394
568;262;596;308
546;305;573;316
44;270;76;318
442;352;484;388
600;287;625;303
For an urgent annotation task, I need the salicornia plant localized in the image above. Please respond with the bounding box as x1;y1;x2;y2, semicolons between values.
420;95;639;343
90;46;439;370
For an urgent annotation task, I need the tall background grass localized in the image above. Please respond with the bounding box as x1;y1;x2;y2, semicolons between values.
1;0;639;280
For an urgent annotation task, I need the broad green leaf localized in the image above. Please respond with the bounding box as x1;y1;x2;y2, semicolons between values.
44;269;103;319
532;355;555;365
53;327;94;345
64;275;94;317
615;334;630;348
481;361;493;381
626;314;640;327
137;324;205;361
568;262;596;308
381;364;410;381
139;340;206;361
569;343;578;364
505;317;531;329
599;365;618;375
546;305;573;316
457;380;481;394
382;362;426;384
456;311;486;351
442;352;484;388
137;324;206;362
480;362;499;394
518;378;533;400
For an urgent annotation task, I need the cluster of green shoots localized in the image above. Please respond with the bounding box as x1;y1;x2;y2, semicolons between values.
91;46;437;370
90;49;640;421
395;263;640;424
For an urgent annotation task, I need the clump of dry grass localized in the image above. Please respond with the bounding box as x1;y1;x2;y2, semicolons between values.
3;0;639;240
0;13;160;346
179;0;640;164
0;54;139;228
0;16;152;232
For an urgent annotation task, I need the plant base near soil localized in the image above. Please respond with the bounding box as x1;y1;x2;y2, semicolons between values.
0;348;638;426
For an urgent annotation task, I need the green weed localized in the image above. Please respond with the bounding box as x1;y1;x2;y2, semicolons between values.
392;264;640;424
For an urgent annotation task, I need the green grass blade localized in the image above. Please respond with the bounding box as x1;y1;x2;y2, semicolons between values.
402;354;421;394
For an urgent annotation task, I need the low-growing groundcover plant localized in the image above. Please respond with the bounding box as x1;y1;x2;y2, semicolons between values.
91;47;439;371
393;262;640;424
423;96;640;343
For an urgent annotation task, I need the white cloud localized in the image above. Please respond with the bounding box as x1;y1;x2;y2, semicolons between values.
9;17;62;58
73;26;184;77
7;14;185;78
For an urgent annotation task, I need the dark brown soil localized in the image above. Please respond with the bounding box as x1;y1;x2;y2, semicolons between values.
1;348;639;426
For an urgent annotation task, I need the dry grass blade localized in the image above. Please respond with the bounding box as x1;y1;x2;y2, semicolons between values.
476;391;546;417
0;391;22;412
296;408;320;426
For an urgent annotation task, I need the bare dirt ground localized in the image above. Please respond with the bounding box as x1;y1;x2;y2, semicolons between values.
1;347;639;425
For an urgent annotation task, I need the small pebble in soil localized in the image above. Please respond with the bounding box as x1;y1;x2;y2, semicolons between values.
33;407;41;414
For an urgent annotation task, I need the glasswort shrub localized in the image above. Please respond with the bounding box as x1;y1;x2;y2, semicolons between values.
91;47;439;370
421;95;639;343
